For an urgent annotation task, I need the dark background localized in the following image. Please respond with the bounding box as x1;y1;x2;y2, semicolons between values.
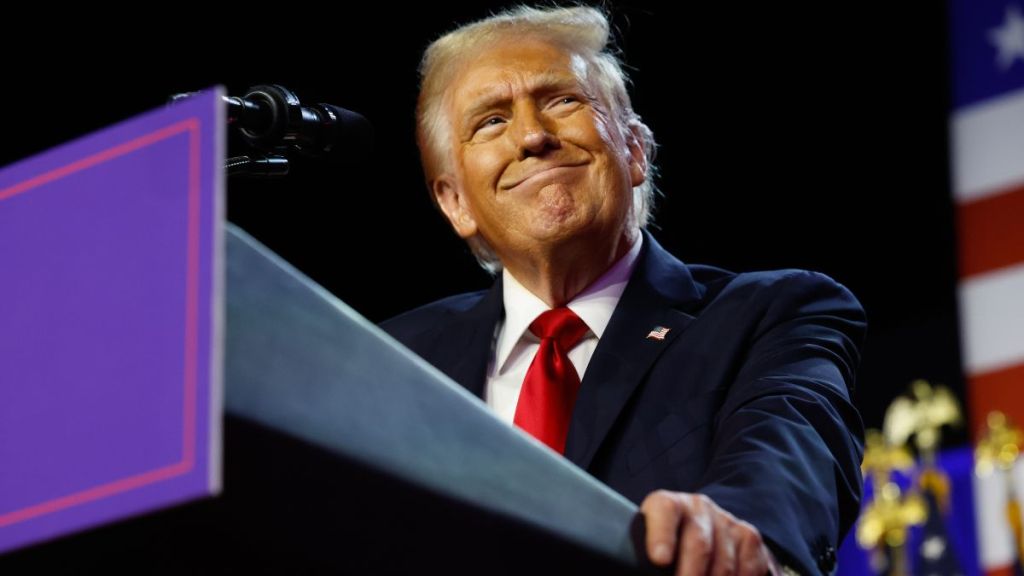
1;0;961;567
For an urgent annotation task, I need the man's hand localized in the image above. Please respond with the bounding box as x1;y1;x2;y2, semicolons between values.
641;490;781;576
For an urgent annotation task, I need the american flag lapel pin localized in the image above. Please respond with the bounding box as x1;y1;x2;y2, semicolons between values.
646;326;670;341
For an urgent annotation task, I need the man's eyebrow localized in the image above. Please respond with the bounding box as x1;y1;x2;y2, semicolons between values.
460;73;583;123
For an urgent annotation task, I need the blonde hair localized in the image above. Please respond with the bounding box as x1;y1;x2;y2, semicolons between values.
417;5;658;273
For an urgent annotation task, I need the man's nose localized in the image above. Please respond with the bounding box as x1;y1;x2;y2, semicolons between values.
513;105;559;159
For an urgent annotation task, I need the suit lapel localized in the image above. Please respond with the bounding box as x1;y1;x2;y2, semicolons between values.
563;233;704;470
436;277;505;400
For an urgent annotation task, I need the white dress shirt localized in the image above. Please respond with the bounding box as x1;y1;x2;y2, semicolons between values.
485;235;644;424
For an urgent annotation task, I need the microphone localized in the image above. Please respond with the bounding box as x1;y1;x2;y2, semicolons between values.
224;84;372;163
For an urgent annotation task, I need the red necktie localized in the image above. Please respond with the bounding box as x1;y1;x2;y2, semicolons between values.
513;307;590;454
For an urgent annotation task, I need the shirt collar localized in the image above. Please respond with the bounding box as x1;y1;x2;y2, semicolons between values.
494;234;644;374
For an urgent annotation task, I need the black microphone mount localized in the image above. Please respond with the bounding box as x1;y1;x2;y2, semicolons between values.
172;85;372;177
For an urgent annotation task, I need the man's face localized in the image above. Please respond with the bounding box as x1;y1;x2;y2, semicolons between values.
433;37;646;267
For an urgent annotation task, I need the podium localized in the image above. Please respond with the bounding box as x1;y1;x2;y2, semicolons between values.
2;225;653;574
0;91;657;573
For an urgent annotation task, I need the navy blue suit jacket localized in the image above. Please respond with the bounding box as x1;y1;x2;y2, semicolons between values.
382;232;866;575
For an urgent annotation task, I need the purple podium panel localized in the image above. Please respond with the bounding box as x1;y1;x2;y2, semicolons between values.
0;89;224;554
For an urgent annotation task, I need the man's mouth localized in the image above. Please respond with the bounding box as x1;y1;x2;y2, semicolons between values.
501;162;588;190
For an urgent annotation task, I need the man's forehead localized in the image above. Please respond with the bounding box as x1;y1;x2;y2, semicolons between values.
460;69;583;99
451;46;591;103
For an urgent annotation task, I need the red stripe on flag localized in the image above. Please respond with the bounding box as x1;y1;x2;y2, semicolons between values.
969;362;1024;440
986;565;1017;576
958;183;1024;278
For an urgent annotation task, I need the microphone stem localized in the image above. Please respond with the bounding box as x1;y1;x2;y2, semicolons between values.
226;155;289;178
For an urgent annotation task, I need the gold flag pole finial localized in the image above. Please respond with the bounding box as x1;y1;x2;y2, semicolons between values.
885;380;963;465
975;411;1023;477
858;380;962;575
975;412;1024;565
884;380;963;511
858;429;927;576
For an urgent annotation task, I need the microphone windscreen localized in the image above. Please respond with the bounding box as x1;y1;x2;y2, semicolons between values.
318;103;374;164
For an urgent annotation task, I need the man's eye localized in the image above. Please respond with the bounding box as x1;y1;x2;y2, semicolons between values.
554;96;578;106
476;117;505;132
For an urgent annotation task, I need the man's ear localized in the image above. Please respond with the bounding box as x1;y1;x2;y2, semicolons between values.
432;175;478;239
626;125;647;187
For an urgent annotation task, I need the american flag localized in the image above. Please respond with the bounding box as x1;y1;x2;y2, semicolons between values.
646;326;670;341
951;1;1024;575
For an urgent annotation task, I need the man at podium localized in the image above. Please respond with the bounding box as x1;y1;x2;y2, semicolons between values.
384;6;865;575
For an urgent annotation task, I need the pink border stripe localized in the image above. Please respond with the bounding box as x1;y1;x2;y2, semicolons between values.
0;122;194;202
183;121;200;467
0;118;202;528
0;462;192;528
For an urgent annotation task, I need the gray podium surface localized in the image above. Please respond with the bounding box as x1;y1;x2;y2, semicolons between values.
224;224;651;570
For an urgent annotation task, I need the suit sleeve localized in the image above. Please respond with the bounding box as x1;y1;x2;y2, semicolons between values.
697;270;866;576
